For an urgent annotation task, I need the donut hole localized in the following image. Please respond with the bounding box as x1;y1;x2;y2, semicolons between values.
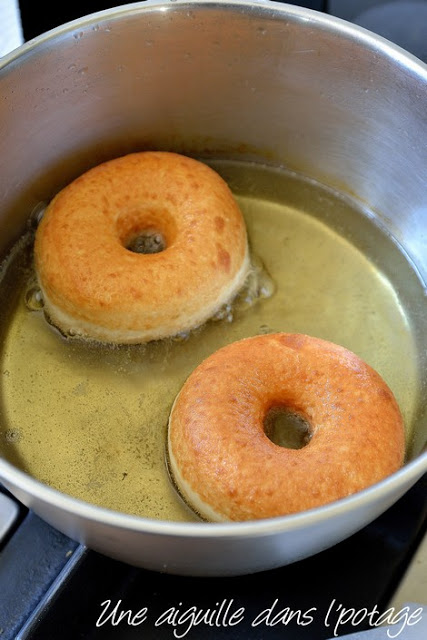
264;406;312;450
126;230;166;254
116;207;177;254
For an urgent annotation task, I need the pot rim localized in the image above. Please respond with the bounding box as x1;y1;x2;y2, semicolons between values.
0;0;426;539
1;0;426;77
0;453;425;538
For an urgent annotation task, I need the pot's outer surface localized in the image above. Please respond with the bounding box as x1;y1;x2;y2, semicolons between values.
0;0;426;576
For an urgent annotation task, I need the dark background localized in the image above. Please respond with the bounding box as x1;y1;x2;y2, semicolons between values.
18;1;327;41
17;1;427;63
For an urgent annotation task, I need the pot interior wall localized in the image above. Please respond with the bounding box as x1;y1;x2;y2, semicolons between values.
0;2;426;273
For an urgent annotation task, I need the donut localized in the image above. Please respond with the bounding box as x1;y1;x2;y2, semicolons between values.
168;333;405;521
34;151;250;344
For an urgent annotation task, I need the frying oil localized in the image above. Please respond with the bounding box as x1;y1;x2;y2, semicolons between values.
0;161;425;521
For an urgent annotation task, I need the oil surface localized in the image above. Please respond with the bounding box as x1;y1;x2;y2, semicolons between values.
0;161;425;521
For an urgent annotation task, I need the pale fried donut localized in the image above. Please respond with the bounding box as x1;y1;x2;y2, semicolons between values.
168;333;405;521
34;152;250;343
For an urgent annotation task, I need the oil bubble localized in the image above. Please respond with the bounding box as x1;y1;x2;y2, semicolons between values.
236;254;275;312
258;271;276;298
259;324;273;334
28;202;47;229
5;429;21;443
25;286;44;311
170;331;191;343
212;303;234;323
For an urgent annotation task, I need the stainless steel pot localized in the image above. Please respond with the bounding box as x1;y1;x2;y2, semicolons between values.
0;0;426;576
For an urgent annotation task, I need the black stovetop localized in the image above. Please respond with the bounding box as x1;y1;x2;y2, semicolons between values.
0;474;425;639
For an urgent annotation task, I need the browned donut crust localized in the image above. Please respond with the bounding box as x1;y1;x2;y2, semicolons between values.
168;333;405;521
34;152;249;343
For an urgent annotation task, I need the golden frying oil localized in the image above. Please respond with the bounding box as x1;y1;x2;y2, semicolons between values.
0;161;425;521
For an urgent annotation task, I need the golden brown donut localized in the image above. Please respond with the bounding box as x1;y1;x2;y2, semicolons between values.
168;333;405;521
34;152;250;343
